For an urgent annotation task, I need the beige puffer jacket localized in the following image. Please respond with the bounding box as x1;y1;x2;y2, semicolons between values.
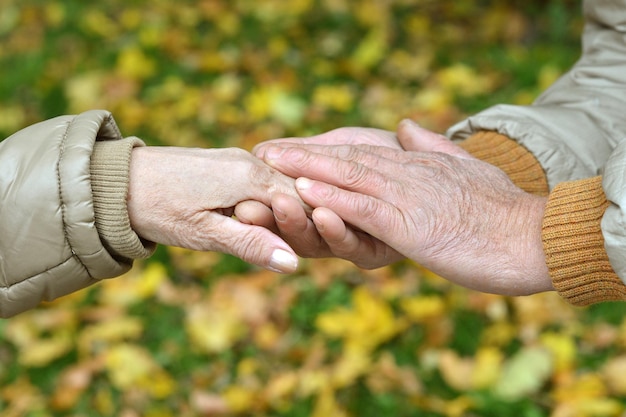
448;0;626;283
0;110;153;317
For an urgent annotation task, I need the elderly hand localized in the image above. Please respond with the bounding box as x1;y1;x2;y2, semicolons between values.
252;126;402;152
237;127;405;268
127;146;303;273
258;121;552;296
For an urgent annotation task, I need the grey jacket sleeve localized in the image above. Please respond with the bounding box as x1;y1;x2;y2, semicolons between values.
447;0;626;189
0;110;152;317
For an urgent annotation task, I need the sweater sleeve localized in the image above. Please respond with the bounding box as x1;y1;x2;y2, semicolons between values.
460;131;626;305
90;137;156;262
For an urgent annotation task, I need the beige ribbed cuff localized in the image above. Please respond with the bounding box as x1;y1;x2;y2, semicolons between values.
459;131;549;196
91;138;156;261
542;177;626;305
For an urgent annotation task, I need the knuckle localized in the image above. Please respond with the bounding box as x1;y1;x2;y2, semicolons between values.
355;196;381;222
283;147;310;165
340;162;370;189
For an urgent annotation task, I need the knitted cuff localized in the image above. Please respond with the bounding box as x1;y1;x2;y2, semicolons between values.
91;137;156;261
459;131;549;196
542;176;626;305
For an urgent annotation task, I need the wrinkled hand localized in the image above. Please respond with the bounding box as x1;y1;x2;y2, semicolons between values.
252;126;403;153
237;127;404;268
127;146;304;273
258;120;552;296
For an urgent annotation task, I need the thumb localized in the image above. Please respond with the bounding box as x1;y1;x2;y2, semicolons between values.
213;216;299;273
396;119;474;159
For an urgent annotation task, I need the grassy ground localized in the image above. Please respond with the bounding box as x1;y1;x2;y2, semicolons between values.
4;1;626;416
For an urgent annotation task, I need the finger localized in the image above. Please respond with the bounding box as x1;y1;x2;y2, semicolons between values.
271;194;333;258
396;119;474;159
253;127;401;158
264;142;415;165
295;177;398;242
209;214;299;274
263;145;390;195
311;207;404;269
234;200;278;234
253;131;341;158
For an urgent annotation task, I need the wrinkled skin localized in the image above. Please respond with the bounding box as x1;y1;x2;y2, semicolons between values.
248;120;552;296
238;127;406;268
127;146;307;273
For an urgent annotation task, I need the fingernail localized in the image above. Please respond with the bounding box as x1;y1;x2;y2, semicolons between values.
269;249;298;273
404;119;421;129
273;207;287;222
264;146;283;161
296;177;313;191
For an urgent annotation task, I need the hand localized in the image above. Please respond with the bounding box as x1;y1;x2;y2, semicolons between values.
259;121;552;296
238;127;406;269
252;126;402;154
127;146;303;273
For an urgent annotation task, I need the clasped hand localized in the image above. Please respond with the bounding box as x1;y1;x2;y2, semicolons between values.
249;120;552;296
127;146;306;273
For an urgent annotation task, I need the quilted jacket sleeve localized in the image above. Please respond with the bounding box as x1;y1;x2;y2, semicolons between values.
0;110;153;317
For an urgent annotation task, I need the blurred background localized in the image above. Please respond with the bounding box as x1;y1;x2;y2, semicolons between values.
3;0;626;416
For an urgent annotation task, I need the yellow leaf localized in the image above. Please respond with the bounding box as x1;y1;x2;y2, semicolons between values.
298;369;330;397
18;334;73;367
332;346;372;388
104;344;153;390
552;373;623;417
185;303;246;354
98;262;168;306
137;262;169;298
140;370;176;399
0;105;25;133
445;395;474;417
116;46;156;81
103;343;173;399
265;371;299;407
351;28;386;70
494;346;553;400
244;85;306;126
538;65;564;91
81;9;119;38
93;386;115;416
436;64;494;97
553;398;624;417
413;87;453;113
312;84;355;112
366;351;422;395
222;385;256;414
104;343;174;399
602;355;626;395
312;386;348;417
438;350;474;392
65;71;105;113
315;308;353;338
212;73;243;103
254;321;282;350
401;295;446;322
471;347;503;390
316;286;401;353
78;316;143;355
541;332;577;373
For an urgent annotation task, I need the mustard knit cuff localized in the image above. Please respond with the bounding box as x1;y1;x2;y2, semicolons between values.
91;138;156;262
542;176;626;305
459;131;549;196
